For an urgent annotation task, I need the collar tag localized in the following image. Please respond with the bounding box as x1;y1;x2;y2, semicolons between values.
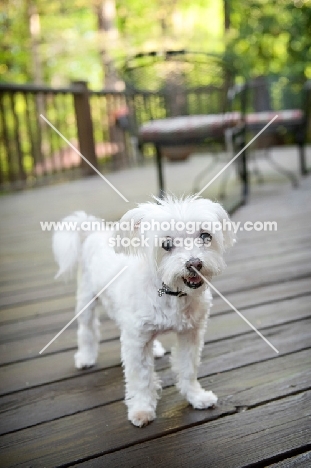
158;282;187;298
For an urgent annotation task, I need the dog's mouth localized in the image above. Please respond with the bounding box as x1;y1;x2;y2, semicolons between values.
182;273;204;289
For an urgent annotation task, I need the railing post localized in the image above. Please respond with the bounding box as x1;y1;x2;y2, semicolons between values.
72;81;98;175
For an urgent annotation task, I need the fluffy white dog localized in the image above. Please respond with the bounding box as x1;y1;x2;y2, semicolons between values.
53;195;235;427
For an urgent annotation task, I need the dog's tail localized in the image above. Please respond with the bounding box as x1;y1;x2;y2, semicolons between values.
52;211;98;279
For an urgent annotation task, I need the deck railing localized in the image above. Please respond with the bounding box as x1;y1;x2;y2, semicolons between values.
0;81;237;190
0;82;132;190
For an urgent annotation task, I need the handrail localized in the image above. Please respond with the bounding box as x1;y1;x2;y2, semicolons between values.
0;82;126;95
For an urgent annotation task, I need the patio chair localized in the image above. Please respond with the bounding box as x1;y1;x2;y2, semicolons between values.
244;76;310;186
119;50;247;200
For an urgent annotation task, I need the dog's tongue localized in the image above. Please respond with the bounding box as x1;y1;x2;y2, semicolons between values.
189;275;201;283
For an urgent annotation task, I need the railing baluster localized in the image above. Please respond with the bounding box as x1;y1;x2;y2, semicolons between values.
48;92;59;175
0;92;11;184
72;81;97;176
9;92;26;183
54;92;66;174
24;92;37;180
33;91;44;177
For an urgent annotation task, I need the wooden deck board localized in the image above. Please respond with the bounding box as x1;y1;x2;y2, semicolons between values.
1;292;311;367
1;346;310;437
0;175;311;467
1;379;310;467
82;392;311;468
268;451;311;467
0;248;308;308
1;301;311;396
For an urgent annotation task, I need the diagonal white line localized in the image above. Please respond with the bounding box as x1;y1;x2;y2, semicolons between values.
192;267;279;354
39;266;128;354
40;114;129;202
195;115;279;197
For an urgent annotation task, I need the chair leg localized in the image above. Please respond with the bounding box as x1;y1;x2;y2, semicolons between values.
155;144;165;197
133;138;144;165
239;148;249;203
233;127;248;204
298;143;308;175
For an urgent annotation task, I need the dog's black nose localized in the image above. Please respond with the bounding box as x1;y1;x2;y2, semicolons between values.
186;257;202;271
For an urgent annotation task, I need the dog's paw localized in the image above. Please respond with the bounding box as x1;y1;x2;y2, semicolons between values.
74;351;96;369
153;339;166;358
128;408;156;427
188;390;218;409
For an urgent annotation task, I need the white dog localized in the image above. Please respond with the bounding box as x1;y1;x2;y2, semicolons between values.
53;195;235;427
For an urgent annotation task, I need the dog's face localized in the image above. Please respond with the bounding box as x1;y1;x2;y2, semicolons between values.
118;196;235;295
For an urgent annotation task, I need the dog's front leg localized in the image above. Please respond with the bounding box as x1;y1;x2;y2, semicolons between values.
120;330;161;427
171;326;217;409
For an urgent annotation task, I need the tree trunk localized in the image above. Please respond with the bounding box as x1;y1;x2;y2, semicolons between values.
27;1;46;168
224;0;230;32
27;1;43;85
94;0;119;89
223;0;232;92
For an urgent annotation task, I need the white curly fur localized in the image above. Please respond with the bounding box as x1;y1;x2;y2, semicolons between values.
52;196;235;427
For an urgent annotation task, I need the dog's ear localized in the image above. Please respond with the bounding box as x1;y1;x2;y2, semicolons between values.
114;205;149;256
120;206;146;228
212;202;236;250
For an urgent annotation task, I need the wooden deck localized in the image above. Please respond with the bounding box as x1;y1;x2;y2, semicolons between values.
0;174;311;467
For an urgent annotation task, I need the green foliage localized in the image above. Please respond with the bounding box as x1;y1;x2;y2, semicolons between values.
0;0;310;86
115;0;223;56
0;0;31;82
0;0;103;87
39;6;102;87
224;0;311;79
1;0;224;87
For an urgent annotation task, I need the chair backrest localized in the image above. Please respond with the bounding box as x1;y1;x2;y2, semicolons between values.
119;50;237;128
248;75;305;113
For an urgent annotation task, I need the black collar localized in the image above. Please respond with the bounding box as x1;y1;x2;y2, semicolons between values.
158;282;187;298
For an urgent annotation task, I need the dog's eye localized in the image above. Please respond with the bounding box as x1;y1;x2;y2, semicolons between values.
200;232;212;244
162;237;173;251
